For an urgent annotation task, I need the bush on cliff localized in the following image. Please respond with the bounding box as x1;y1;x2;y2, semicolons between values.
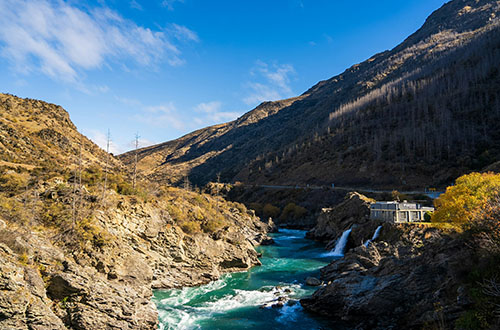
181;221;200;234
433;172;500;226
201;218;225;233
434;174;500;329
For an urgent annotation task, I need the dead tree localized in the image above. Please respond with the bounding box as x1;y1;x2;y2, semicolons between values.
102;129;110;204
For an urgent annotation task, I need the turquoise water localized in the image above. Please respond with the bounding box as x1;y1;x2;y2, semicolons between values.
153;229;338;329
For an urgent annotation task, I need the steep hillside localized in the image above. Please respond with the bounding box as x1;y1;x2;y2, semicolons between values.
120;0;500;189
0;93;120;170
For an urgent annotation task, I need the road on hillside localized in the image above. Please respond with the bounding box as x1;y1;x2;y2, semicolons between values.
235;183;444;199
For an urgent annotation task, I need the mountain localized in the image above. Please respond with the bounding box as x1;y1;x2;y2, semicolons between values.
120;0;500;189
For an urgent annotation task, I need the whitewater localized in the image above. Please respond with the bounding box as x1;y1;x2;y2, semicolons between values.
153;229;338;329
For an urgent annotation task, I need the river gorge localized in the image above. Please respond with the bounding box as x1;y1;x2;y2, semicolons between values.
154;229;338;329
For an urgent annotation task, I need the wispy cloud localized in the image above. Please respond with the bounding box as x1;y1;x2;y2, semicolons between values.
169;23;199;42
194;101;241;126
126;136;156;150
118;98;186;131
161;0;184;10
0;0;198;82
243;60;296;106
136;102;185;130
86;129;122;155
130;0;143;11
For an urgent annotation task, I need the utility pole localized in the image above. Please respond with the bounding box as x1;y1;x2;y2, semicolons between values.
133;132;139;190
102;129;110;204
78;138;84;213
216;172;221;214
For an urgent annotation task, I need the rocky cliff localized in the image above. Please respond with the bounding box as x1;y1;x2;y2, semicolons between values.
0;93;121;170
0;185;273;329
301;225;473;329
306;192;376;245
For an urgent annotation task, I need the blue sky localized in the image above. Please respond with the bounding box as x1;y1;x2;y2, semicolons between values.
0;0;449;154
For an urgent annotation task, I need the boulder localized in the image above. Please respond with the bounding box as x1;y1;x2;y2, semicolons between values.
305;277;322;286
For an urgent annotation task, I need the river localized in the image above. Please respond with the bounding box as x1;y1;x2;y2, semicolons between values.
153;229;339;329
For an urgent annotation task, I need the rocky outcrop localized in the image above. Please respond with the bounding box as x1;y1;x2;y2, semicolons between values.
0;194;273;329
306;192;383;252
0;244;66;330
301;225;473;329
307;192;374;240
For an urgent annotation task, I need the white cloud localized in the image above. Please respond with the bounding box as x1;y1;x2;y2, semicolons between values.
116;96;142;107
243;61;296;106
97;85;109;93
0;0;197;82
195;101;222;113
193;101;241;125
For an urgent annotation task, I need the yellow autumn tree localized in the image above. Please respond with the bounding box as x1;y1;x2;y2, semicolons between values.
432;172;500;225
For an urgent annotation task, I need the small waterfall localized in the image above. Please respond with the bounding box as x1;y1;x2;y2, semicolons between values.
329;228;352;257
364;225;382;247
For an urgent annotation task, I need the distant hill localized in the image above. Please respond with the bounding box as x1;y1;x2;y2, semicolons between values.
120;0;500;189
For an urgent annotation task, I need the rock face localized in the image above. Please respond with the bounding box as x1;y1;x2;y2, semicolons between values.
306;192;382;252
305;277;322;287
301;225;474;329
0;195;273;329
0;244;66;330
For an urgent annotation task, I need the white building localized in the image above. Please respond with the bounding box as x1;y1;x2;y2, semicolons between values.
370;201;434;223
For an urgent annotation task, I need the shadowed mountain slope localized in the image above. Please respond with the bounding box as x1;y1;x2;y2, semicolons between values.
120;0;500;189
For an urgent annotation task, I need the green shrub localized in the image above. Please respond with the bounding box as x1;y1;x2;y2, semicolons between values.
0;171;29;195
41;202;70;226
456;310;487;330
263;203;280;219
424;211;433;222
201;218;225;233
181;221;200;234
248;202;263;215
280;203;307;220
76;216;113;247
